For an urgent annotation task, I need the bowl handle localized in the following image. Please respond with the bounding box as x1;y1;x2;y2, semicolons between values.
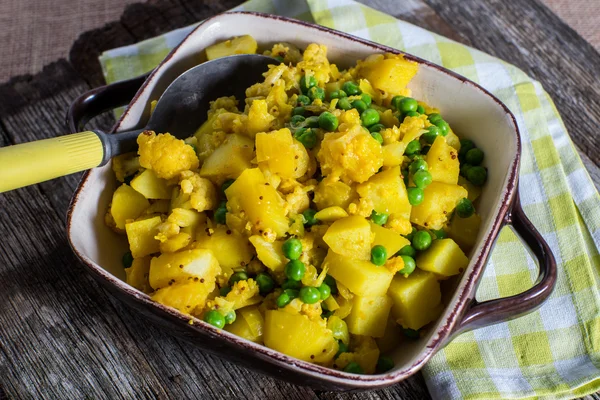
66;73;149;133
449;190;557;339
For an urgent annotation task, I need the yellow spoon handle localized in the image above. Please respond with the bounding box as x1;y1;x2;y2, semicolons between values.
0;131;104;193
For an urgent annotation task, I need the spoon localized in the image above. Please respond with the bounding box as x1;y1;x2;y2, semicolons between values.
0;54;276;193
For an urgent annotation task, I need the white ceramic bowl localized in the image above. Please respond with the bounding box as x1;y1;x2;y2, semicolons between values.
66;12;556;390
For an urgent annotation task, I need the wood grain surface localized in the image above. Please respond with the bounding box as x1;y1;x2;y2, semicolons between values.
0;0;599;399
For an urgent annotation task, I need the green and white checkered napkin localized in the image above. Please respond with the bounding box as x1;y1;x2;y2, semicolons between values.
99;0;600;398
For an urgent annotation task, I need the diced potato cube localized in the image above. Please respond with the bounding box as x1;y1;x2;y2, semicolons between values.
323;250;394;297
370;223;411;260
196;226;253;273
149;249;221;290
313;180;357;210
256;128;296;178
382;142;406;167
225;305;264;343
416;238;469;277
449;212;482;251
264;310;338;363
205;35;258;60
446;128;461;150
323;216;372;260
167;208;207;237
426;136;459;185
357;166;411;220
151;280;214;315
145;199;170;214
249;236;286;272
125;256;152;293
159;232;192;253
375;318;403;353
125;216;161;258
199;134;254;181
360;57;418;94
388;270;442;330
345;294;393;338
225;168;289;237
130;169;172;199
410;182;468;230
314;206;348;222
457;176;482;202
110;184;150;230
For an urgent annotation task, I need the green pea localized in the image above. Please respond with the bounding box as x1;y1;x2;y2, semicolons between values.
229;271;248;286
122;251;133;269
303;116;319;128
329;90;341;100
204;310;225;329
361;108;380;127
416;105;425;115
412;230;432;251
370;210;389;225
292;106;305;116
324;274;338;295
369;123;386;133
465;148;484;165
376;356;395;373
351;100;368;114
282;279;302;290
274;55;284;63
219;286;231;296
403;328;420;339
423;125;440;144
256;272;275;294
299;287;321;304
290;116;305;130
460;163;472;177
457;198;475;218
410;158;428;174
300;75;317;93
319;111;339;131
459;139;475;158
343;362;364;374
342;81;361;96
224;310;236;325
285;260;306;281
466;166;487;186
336;97;352;110
282;238;303;260
297;95;311;106
413;170;432;188
371;245;387;266
302;208;319;226
308;86;325;102
398;97;418;113
398;255;416;275
214;201;227;224
361;93;372;106
391;95;405;111
371;132;384;144
421;145;431;155
404;111;420;118
276;292;292;308
318;283;331;300
405;140;421;156
335;340;349;358
397;245;416;258
432;229;447;239
284;288;299;299
294;128;317;149
407;187;424;206
434;119;450;136
428;113;442;123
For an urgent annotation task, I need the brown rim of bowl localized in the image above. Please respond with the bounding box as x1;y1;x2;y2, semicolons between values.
66;11;522;386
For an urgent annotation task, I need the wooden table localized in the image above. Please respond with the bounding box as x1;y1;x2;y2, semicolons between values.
1;0;599;398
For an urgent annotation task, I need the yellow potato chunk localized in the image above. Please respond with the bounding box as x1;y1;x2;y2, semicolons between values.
314;206;348;222
225;168;289;237
388;269;442;330
125;216;161;258
264;310;338;363
356;166;411;220
376;318;403;353
426;136;459;185
457;176;482;202
125;256;152;293
323;250;394;297
110;184;150;230
449;212;482;251
323;216;372;260
225;305;264;343
249;236;287;272
410;182;468;230
199;134;254;181
445;128;461;150
196;226;253;272
205;35;258;60
345;294;393;338
416;238;469;277
167;208;206;237
159;232;191;254
256;128;297;178
313;180;357;210
382;142;406;167
149;248;220;290
130;169;172;199
360;56;418;94
151;280;214;315
370;223;411;260
137;131;199;180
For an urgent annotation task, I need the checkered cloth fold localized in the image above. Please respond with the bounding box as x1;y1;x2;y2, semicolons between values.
99;1;600;398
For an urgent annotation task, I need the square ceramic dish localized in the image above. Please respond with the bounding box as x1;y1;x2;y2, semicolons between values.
66;12;556;390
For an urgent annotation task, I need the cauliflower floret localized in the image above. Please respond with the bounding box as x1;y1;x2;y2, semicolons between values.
137;131;199;179
179;171;217;212
317;125;383;184
208;96;239;117
246;99;275;136
222;279;261;310
112;153;141;182
297;43;330;84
